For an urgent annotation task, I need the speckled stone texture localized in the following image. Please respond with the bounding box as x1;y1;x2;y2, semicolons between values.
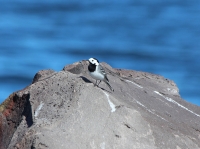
1;60;200;149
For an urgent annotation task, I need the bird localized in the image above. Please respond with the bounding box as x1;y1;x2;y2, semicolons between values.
88;58;114;92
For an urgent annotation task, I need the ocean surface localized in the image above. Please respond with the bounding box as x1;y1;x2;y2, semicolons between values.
0;1;200;106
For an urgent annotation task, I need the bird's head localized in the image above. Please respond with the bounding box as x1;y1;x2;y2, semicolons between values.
88;58;99;65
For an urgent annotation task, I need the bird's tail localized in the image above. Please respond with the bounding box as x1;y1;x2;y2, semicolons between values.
104;81;114;92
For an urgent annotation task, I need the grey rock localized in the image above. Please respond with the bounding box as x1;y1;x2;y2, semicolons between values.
3;61;200;149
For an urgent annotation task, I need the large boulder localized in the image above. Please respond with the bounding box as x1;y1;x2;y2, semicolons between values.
1;60;200;149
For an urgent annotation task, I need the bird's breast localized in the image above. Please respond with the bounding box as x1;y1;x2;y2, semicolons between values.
89;71;104;80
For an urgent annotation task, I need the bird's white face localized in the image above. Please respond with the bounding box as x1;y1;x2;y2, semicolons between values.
88;58;99;65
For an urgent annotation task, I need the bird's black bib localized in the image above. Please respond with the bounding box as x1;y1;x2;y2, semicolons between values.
88;63;96;72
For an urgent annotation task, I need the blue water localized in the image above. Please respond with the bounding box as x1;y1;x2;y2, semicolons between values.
0;1;200;106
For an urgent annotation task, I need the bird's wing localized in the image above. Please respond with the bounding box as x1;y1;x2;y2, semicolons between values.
99;64;109;82
99;64;106;75
100;63;127;82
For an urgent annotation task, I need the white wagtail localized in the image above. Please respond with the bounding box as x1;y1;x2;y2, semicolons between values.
88;58;114;92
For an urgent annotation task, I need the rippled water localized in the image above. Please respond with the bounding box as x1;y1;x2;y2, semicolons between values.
0;1;200;106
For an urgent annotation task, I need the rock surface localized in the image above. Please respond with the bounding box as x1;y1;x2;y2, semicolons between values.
1;60;200;149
